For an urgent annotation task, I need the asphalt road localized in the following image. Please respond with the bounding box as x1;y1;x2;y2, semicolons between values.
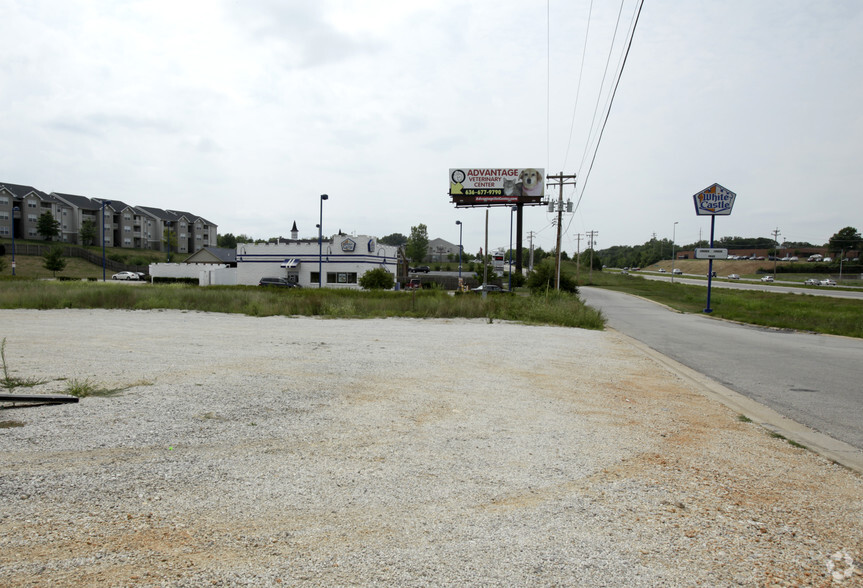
579;286;863;452
637;272;863;300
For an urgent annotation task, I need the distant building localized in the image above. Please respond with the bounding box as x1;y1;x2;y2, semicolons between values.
0;181;216;254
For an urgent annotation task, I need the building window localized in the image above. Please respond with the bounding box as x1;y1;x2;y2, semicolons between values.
28;229;38;237
124;226;131;233
0;196;8;205
0;212;8;220
27;201;37;208
327;272;357;284
124;238;131;245
0;226;8;236
28;214;37;222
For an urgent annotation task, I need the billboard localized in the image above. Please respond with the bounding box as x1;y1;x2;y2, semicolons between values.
449;168;545;207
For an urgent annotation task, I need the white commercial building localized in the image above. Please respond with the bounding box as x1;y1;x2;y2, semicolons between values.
235;234;399;288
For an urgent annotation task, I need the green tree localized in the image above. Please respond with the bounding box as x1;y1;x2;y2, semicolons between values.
358;267;395;290
43;244;67;276
218;233;237;249
828;227;862;258
526;259;578;294
379;233;408;247
37;212;60;241
79;219;97;246
405;223;429;263
163;227;178;261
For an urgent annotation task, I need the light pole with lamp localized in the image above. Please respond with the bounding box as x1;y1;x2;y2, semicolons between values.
455;220;463;282
671;221;678;283
508;205;517;291
318;194;328;288
11;206;19;276
101;200;112;281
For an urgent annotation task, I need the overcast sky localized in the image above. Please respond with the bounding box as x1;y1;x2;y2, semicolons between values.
2;1;860;255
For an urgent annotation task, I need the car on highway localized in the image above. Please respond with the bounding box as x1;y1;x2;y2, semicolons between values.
472;284;503;293
672;268;683;275
727;274;740;280
111;271;139;280
819;279;837;286
409;266;430;273
760;275;774;282
804;278;821;286
258;277;299;288
658;268;667;273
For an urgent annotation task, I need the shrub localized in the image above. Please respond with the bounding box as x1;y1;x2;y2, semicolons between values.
526;259;578;294
358;268;395;290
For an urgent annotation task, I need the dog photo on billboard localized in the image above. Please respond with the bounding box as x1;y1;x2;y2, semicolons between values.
519;169;543;196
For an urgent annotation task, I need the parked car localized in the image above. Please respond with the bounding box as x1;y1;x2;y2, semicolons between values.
407;278;421;290
111;271;139;280
472;284;503;293
819;279;837;286
409;266;430;273
258;277;298;287
760;275;774;282
804;278;820;286
672;268;683;275
727;274;740;280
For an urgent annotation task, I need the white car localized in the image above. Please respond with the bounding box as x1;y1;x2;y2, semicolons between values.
804;278;820;286
820;279;837;286
760;275;774;282
111;271;139;281
727;274;740;280
658;268;667;273
672;268;683;275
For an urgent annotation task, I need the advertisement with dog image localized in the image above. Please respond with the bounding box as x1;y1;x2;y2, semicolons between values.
449;168;545;206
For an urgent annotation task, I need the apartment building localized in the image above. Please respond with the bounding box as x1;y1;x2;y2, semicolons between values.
0;182;216;254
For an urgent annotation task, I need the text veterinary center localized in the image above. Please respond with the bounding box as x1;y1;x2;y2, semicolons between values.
464;169;520;187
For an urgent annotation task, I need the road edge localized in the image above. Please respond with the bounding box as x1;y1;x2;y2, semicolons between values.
606;327;863;476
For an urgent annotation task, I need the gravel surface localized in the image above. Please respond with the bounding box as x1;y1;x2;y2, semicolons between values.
1;309;861;587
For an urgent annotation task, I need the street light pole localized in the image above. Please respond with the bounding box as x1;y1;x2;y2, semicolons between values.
318;194;328;288
455;220;462;282
11;206;19;276
671;221;678;283
101;200;112;281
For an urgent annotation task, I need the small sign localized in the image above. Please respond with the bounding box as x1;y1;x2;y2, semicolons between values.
695;248;728;259
693;183;736;216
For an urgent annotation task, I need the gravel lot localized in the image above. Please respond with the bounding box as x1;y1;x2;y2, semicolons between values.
1;309;861;587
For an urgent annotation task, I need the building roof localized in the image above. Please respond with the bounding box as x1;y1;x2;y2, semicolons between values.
137;206;181;222
183;246;236;265
51;192;100;210
1;182;52;200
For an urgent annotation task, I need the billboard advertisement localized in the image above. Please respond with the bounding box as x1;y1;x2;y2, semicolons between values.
449;168;545;207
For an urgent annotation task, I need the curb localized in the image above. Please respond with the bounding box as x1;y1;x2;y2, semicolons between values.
608;328;863;476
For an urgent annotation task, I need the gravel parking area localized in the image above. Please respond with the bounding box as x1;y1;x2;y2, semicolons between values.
1;309;861;586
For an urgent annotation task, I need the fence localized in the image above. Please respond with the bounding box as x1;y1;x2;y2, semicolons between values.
6;243;149;274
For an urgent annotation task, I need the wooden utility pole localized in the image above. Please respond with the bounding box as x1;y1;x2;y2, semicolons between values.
575;233;583;283
547;172;577;289
587;230;599;278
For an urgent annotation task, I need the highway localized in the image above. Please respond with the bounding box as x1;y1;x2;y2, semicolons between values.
634;271;863;300
579;286;863;458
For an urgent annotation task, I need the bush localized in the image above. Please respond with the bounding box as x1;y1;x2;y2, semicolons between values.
358;268;395;290
526;259;578;294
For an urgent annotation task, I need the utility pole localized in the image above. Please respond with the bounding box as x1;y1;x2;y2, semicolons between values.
587;230;599;278
547;172;577;289
527;231;536;272
771;227;781;279
575;233;583;283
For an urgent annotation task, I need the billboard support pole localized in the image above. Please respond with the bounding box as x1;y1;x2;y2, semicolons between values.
483;209;489;299
704;215;716;313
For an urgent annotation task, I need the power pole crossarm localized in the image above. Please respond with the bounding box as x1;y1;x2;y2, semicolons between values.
546;172;577;290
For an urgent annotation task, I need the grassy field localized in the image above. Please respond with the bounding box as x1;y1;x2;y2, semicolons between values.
581;269;863;338
0;279;606;330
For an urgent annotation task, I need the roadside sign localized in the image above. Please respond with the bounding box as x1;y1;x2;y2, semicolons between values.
693;183;736;216
695;248;728;260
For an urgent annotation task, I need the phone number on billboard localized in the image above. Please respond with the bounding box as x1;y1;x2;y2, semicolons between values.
462;189;502;196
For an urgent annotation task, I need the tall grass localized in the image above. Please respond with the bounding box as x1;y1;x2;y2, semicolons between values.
0;281;605;329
